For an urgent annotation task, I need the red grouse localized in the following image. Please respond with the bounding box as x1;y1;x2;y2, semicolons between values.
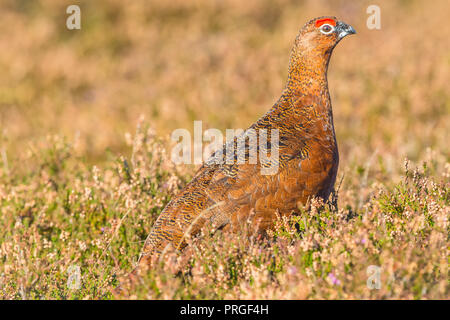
135;16;355;273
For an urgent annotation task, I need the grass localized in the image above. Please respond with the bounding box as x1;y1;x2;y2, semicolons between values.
0;0;449;299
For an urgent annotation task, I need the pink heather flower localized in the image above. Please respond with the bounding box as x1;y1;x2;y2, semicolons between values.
288;266;298;276
328;273;341;286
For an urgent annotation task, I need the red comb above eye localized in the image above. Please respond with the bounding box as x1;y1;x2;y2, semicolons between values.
315;18;336;27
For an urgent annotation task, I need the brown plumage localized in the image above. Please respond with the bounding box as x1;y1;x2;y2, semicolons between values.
136;17;355;272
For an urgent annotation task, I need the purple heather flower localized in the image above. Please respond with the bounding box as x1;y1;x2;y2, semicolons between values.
328;273;341;286
288;266;298;276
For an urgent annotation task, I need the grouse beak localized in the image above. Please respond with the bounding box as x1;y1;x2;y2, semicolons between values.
336;21;356;39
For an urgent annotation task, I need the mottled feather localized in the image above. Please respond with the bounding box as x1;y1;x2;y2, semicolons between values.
136;16;355;269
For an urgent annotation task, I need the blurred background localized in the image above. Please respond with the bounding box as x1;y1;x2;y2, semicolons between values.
0;0;448;173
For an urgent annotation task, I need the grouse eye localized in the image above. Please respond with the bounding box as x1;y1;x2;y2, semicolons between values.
320;24;335;35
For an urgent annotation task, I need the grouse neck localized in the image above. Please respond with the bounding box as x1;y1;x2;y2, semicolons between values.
284;47;332;98
279;47;336;135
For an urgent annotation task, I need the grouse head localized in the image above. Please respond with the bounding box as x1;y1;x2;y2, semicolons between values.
287;16;356;85
298;16;356;52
